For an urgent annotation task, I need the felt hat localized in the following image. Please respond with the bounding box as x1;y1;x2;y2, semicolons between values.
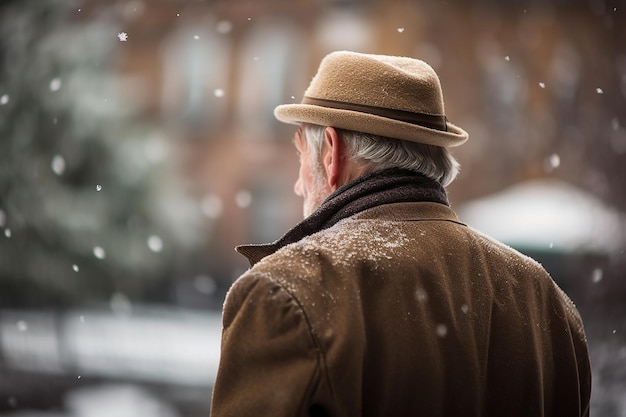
274;51;468;147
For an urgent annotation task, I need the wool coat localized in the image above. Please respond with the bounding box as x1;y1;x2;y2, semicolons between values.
210;170;591;417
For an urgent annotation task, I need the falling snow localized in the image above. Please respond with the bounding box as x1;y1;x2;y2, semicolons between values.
235;190;252;208
201;194;223;219
49;78;62;92
216;20;233;34
147;235;163;252
93;246;106;259
51;155;66;175
16;321;28;332
549;154;560;168
545;153;561;172
592;268;603;283
1;3;623;415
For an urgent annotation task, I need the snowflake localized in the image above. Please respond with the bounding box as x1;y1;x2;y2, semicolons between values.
117;32;128;42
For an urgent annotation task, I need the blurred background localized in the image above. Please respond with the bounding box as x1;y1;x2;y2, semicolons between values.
0;0;624;415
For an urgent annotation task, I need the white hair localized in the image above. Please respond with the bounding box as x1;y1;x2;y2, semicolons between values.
302;124;460;187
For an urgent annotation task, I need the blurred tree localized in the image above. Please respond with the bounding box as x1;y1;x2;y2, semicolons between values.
0;0;206;307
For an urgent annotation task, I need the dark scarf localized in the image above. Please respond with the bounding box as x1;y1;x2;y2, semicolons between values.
236;168;449;265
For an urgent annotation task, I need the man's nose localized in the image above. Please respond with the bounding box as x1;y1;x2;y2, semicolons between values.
294;177;303;197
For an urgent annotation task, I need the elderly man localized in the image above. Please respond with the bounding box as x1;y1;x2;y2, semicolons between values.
210;51;591;417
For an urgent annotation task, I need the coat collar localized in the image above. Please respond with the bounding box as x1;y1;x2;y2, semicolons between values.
236;169;454;266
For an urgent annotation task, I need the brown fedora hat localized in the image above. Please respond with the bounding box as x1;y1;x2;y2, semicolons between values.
275;51;468;148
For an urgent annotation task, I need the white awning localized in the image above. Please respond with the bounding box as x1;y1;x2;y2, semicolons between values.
458;179;625;254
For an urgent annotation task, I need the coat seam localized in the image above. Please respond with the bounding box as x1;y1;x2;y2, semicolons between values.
270;277;336;413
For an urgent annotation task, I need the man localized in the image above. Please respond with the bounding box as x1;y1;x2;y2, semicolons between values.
210;51;591;416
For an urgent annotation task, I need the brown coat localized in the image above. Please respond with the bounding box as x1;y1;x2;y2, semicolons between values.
210;174;591;417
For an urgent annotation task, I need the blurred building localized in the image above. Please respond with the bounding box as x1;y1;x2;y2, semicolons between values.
76;0;625;286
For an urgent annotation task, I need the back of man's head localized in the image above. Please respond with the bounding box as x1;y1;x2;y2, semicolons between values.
302;123;460;187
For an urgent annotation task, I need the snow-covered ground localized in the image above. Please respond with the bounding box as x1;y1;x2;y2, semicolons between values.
0;306;222;416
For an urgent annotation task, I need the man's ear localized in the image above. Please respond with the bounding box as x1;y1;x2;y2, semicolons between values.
322;127;344;191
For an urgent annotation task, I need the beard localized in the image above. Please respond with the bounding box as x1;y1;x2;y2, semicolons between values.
302;160;332;219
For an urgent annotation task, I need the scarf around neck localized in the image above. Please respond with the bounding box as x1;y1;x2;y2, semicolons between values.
236;168;449;265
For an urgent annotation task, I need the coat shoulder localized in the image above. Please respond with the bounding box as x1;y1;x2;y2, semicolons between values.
222;269;309;331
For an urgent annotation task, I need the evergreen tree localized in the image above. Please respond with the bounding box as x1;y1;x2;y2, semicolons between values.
0;0;206;307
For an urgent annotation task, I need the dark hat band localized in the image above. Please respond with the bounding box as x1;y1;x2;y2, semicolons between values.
302;96;448;132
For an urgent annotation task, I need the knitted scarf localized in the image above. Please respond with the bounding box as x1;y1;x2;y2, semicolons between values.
236;168;449;265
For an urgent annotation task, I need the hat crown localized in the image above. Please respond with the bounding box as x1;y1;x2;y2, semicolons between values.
274;50;468;148
304;51;445;116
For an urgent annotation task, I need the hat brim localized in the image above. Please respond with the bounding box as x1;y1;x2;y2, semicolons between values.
275;103;468;148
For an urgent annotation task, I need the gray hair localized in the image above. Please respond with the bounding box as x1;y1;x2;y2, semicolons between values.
302;123;460;187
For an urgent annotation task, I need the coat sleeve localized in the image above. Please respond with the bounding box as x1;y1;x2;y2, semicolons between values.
210;272;322;417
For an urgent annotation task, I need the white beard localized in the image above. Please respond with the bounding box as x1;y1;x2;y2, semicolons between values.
302;162;331;219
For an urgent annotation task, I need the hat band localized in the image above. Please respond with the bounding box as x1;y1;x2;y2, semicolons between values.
302;96;448;132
